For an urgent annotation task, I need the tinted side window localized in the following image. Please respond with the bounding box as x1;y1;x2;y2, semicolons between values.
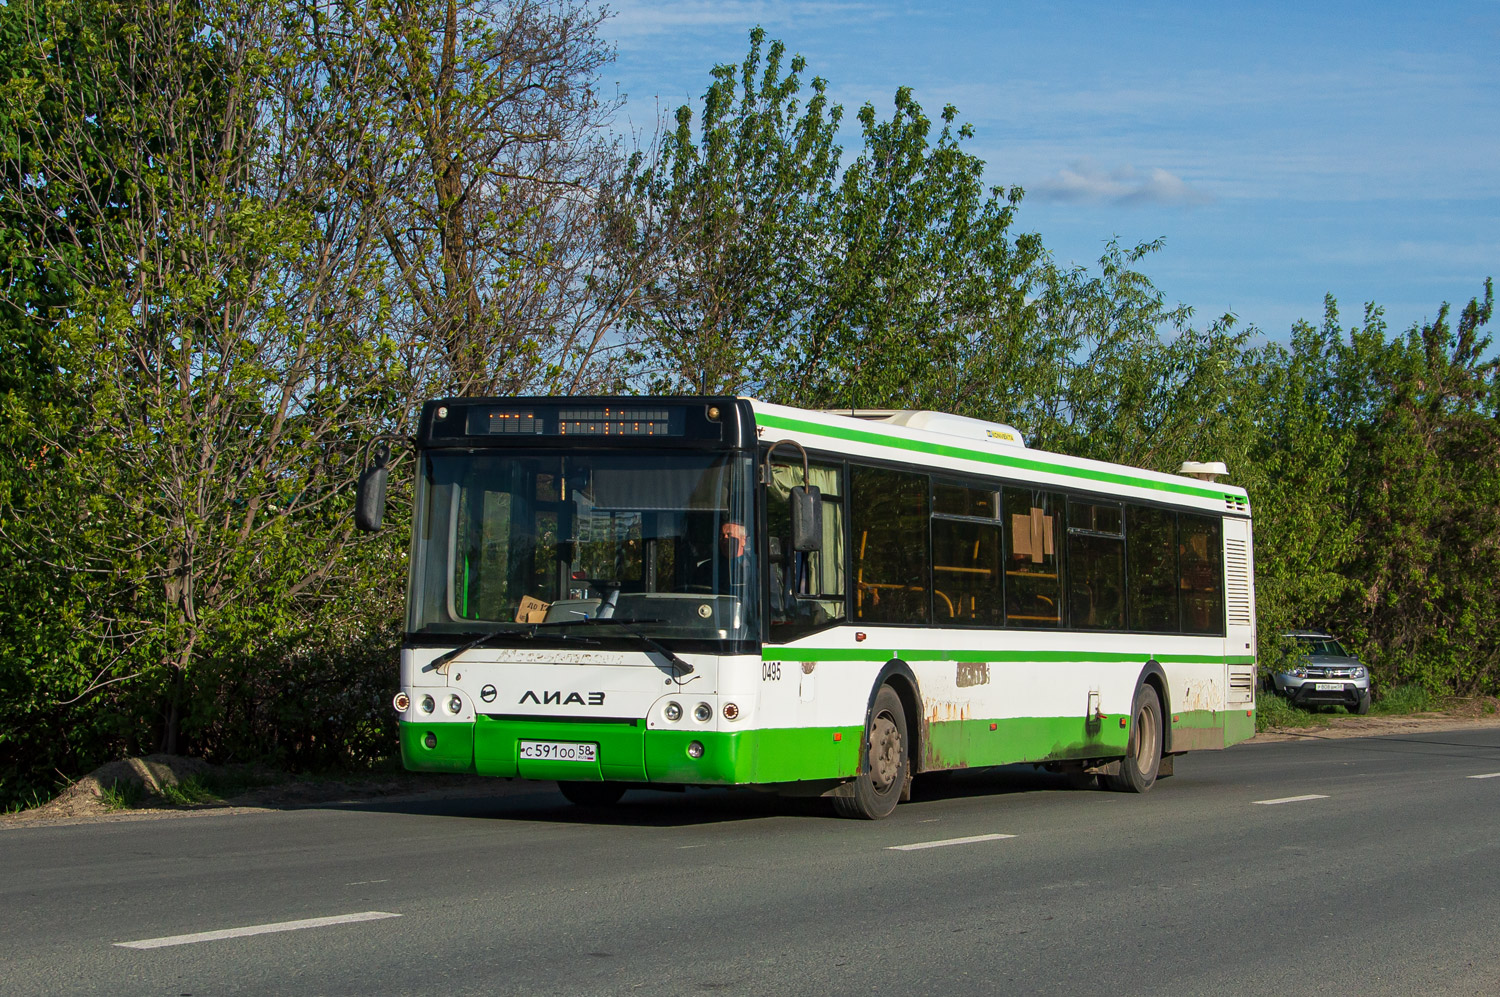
1127;505;1178;631
1180;513;1224;635
851;466;930;624
932;480;1003;626
1003;487;1064;627
1067;499;1125;630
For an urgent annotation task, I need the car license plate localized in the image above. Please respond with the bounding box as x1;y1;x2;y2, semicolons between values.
519;740;598;762
1314;682;1344;691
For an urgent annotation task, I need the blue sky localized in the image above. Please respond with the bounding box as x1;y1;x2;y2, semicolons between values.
602;0;1500;342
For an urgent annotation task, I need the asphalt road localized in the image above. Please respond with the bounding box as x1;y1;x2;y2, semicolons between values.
4;728;1499;996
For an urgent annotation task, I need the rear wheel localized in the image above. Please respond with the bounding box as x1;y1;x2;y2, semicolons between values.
557;781;626;807
1105;685;1163;793
834;685;908;819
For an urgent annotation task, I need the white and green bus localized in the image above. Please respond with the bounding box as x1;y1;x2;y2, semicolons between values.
360;396;1256;818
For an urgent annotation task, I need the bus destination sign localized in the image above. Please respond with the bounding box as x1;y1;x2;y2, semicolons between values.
465;405;684;437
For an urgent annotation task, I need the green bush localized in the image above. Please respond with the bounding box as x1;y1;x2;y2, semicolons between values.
1373;683;1436;715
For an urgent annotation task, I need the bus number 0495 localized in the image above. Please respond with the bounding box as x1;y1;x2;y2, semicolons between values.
762;662;781;681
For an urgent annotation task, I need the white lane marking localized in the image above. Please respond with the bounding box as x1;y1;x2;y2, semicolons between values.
1254;794;1329;805
115;911;401;949
345;879;389;886
888;833;1016;851
1468;772;1500;780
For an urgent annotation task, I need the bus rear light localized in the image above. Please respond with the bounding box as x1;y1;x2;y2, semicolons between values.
419;695;435;714
722;703;740;721
393;692;410;713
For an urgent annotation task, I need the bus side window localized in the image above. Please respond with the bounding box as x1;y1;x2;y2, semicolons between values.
851;466;930;624
768;460;846;640
1127;504;1178;631
1003;487;1064;627
1179;514;1224;635
932;480;1003;626
1066;499;1125;630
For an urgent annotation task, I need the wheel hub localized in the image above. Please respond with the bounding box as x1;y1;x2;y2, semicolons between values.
867;714;901;792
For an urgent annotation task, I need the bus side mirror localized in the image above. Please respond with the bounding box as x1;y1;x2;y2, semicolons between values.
791;485;822;552
355;443;389;533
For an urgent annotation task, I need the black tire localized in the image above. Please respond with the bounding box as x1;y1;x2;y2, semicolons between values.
1351;692;1371;716
557;781;626;807
1105;685;1163;794
833;685;909;820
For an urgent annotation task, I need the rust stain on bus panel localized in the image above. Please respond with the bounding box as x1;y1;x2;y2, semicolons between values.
1178;680;1222;712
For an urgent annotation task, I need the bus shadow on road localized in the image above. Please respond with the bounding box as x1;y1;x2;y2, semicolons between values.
318;764;1099;827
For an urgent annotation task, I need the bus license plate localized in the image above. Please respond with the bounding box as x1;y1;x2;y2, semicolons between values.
520;740;598;762
1314;682;1344;691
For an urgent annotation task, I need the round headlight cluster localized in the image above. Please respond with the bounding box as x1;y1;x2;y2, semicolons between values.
419;694;436;714
694;702;713;722
446;694;463;715
664;701;683;721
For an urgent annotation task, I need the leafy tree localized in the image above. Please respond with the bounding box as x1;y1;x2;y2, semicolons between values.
605;26;843;394
300;0;624;397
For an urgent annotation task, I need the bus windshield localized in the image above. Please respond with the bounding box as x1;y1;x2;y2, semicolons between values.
408;450;758;642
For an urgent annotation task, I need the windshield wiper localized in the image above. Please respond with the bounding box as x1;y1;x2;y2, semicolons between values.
422;624;599;673
534;617;695;677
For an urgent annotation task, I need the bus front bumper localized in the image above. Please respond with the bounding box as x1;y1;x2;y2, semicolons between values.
399;717;860;785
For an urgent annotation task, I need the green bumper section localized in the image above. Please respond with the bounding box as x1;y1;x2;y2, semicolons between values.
396;716;866;785
400;719;477;774
1224;707;1255;746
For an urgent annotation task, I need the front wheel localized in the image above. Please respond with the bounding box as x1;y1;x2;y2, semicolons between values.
557;781;626;807
1105;685;1163;793
834;685;909;819
1351;692;1371;715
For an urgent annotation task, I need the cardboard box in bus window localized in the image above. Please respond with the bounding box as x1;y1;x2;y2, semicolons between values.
1010;510;1054;563
515;595;550;624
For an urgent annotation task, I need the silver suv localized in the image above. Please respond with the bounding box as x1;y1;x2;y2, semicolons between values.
1268;631;1371;714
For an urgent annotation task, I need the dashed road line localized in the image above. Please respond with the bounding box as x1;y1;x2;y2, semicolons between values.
116;911;401;950
888;833;1016;851
1467;772;1500;780
1253;794;1329;805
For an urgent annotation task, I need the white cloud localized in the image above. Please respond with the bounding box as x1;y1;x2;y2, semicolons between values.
1026;160;1214;207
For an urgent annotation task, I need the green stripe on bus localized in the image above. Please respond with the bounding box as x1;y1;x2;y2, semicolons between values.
755;410;1237;502
762;647;1256;665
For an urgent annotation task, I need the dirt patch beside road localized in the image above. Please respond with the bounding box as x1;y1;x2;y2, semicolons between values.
1252;710;1500;743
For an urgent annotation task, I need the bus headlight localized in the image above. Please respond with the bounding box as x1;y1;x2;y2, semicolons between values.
694;703;713;722
419;695;435;714
687;741;704;758
446;694;463;714
665;701;682;721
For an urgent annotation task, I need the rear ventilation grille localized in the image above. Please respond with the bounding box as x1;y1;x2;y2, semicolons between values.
1228;666;1255;704
1225;538;1253;626
1225;495;1249;513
